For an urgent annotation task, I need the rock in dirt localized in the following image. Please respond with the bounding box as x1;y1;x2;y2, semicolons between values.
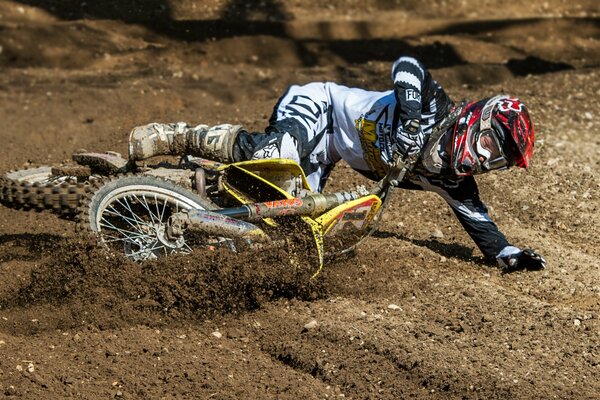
302;319;318;332
431;229;444;239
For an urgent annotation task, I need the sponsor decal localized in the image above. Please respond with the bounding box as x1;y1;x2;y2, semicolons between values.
263;198;303;209
429;177;463;189
363;199;380;222
405;89;421;102
329;201;379;233
482;103;493;121
341;210;368;221
252;143;280;159
355;105;393;179
205;131;224;146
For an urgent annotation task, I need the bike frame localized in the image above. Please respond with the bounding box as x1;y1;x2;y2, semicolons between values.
168;158;385;278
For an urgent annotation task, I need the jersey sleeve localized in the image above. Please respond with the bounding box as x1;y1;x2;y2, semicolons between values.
391;56;426;122
411;175;511;260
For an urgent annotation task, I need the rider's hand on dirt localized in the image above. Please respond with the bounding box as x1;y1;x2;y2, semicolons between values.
499;248;546;273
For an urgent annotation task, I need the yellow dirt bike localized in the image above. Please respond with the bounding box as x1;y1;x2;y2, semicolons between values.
0;150;416;277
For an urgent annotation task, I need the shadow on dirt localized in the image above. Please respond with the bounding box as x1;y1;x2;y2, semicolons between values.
220;0;291;21
11;0;291;26
506;56;574;76
12;0;172;23
0;233;65;262
11;0;587;73
373;230;489;264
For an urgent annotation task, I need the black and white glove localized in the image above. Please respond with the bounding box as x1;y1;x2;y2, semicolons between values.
497;246;546;272
394;119;425;156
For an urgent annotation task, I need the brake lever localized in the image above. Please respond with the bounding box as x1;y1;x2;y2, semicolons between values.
370;145;421;195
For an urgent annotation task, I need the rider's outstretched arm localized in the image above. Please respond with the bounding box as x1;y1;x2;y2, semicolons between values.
409;175;546;271
390;56;453;156
411;175;510;260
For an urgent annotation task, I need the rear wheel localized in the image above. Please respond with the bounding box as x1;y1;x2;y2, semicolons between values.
81;175;217;261
0;166;92;213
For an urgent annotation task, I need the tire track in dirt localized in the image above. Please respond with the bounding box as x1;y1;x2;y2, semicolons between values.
244;231;598;399
250;276;598;399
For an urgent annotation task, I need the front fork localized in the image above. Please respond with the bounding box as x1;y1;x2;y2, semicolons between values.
167;209;268;243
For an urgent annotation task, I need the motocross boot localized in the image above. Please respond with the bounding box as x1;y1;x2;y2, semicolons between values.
128;122;244;162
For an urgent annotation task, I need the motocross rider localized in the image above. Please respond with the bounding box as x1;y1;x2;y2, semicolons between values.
128;56;546;272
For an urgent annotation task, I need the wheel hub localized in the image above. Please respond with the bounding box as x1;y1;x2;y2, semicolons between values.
122;223;187;261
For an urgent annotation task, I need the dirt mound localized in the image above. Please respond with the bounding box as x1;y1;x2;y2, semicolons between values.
0;237;323;333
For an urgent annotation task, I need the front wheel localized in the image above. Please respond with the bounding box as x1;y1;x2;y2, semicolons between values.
80;175;217;261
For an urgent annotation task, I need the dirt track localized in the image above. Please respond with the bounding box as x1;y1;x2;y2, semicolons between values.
0;1;599;398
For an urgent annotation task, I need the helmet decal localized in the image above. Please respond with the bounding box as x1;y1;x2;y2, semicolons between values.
498;98;525;113
450;96;535;176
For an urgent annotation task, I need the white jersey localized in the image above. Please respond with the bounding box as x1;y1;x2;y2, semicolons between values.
270;80;446;184
327;82;398;177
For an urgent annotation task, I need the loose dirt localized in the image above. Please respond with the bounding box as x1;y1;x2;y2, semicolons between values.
0;1;598;398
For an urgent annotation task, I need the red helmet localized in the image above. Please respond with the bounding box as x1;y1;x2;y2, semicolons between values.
450;95;535;176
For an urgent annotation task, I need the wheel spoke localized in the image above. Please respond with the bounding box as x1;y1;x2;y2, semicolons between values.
159;194;169;221
100;217;152;242
154;194;164;222
110;199;147;233
138;194;159;224
103;206;151;230
182;242;193;253
102;234;149;243
119;196;148;229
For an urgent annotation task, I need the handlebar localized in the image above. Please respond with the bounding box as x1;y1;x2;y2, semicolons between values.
369;146;421;196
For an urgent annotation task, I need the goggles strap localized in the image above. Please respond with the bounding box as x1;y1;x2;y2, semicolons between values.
480;95;510;133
